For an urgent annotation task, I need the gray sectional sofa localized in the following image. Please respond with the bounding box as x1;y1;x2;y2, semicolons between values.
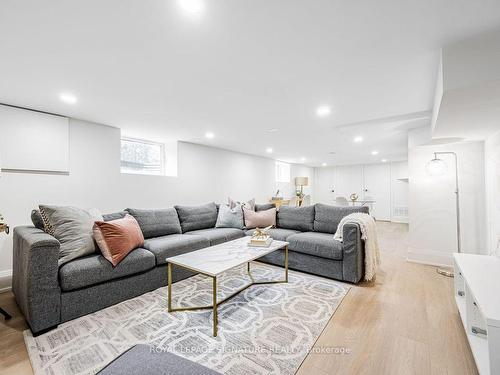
12;202;368;335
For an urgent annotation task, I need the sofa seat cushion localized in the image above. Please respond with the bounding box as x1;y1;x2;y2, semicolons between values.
143;234;210;265
59;248;155;291
245;228;300;241
185;228;245;246
287;232;343;260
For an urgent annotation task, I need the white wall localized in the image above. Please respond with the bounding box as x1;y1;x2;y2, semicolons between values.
313;161;409;222
485;130;500;255
407;128;487;266
0;118;313;286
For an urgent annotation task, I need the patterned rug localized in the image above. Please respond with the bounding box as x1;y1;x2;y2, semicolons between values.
24;263;350;375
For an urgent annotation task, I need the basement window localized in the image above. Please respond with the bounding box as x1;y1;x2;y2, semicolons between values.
275;161;291;183
120;137;165;175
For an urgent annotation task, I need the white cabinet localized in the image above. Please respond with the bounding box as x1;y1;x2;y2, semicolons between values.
314;162;408;222
0;105;69;173
335;165;364;200
314;167;336;204
363;163;391;220
454;253;500;375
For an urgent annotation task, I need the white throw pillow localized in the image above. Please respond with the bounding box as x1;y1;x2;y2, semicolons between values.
228;197;255;211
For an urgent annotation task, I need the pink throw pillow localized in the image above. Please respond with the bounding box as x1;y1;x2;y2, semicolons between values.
93;214;144;266
243;207;276;229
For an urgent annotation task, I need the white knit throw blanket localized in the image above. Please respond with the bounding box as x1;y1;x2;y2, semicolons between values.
333;212;380;281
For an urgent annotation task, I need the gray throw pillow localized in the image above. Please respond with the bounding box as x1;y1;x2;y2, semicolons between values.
39;205;103;266
174;202;218;233
277;205;315;232
125;208;181;238
30;209;45;230
215;204;244;229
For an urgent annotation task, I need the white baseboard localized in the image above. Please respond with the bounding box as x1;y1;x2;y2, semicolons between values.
0;269;12;293
391;216;409;224
407;248;453;267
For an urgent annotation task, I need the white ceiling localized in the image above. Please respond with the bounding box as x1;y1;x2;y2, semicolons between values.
1;0;500;166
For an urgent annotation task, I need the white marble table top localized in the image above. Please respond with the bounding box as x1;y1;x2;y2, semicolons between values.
166;237;289;277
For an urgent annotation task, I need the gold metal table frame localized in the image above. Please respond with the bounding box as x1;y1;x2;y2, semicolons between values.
167;245;288;337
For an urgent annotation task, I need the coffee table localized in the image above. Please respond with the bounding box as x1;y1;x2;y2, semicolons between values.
166;236;289;337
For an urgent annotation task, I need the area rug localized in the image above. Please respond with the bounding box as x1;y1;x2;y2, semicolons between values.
24;263;350;375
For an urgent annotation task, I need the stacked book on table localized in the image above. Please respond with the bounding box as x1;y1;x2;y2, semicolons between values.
248;225;273;247
248;236;273;247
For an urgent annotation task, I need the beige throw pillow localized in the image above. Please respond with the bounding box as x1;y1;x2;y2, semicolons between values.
39;205;103;266
243;207;276;229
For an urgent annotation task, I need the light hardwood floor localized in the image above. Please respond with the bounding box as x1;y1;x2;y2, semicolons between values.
0;222;478;375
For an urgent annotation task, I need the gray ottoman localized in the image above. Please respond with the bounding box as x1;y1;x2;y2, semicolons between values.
98;345;220;375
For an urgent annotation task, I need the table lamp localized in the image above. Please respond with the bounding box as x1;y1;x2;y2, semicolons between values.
295;177;309;206
295;177;308;193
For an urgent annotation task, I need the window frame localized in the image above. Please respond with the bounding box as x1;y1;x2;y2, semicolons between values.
275;161;291;183
120;136;166;176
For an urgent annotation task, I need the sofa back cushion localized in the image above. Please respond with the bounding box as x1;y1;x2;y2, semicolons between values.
243;207;276;229
125;208;181;238
255;203;276;212
174;202;218;233
103;211;127;222
313;204;369;234
93;214;145;266
277;205;315;231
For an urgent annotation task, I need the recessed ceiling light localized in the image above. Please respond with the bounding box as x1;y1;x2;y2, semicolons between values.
178;0;205;14
59;92;77;105
300;157;306;162
266;147;273;154
321;162;327;166
205;132;214;139
371;150;379;155
354;136;363;143
381;159;388;163
316;106;331;118
266;128;279;133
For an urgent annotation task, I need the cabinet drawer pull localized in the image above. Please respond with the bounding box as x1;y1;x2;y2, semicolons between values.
471;326;487;336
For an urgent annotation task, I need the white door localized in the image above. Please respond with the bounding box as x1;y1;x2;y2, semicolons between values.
335;165;364;201
363;163;391;220
314;167;336;204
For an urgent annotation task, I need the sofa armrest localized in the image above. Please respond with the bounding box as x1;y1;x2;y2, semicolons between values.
341;223;364;283
12;226;61;334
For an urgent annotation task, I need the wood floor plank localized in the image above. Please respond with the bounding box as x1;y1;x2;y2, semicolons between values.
296;222;478;375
